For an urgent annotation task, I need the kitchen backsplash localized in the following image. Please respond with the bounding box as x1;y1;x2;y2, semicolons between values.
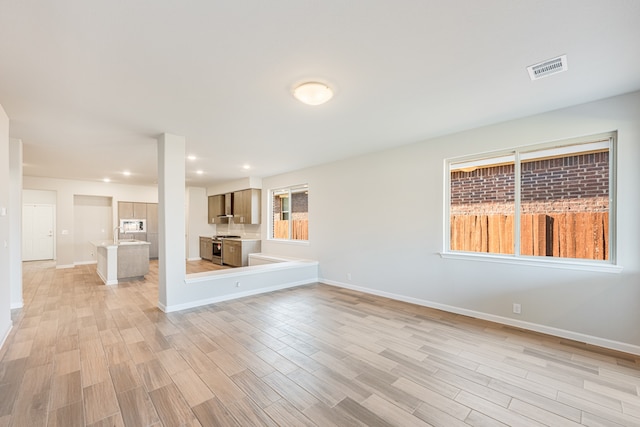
215;222;261;238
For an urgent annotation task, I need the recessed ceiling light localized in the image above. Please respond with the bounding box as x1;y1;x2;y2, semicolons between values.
187;155;197;161
123;170;131;176
242;164;251;170
103;178;111;183
196;170;204;175
292;81;334;106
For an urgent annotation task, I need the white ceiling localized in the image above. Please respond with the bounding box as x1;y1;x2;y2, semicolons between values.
2;0;640;187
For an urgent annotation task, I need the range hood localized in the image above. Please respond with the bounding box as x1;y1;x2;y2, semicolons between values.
217;193;233;217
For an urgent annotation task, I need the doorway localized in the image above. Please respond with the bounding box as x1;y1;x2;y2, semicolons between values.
22;204;55;261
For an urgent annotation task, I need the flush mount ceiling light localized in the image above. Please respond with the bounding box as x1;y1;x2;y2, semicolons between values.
292;81;334;105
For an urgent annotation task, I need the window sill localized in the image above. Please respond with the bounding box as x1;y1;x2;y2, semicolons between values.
267;239;309;246
439;251;623;274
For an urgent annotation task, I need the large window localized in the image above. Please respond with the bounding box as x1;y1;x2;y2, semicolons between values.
446;133;615;264
270;184;309;241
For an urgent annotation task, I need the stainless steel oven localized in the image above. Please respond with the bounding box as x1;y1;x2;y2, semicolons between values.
211;238;223;264
211;235;240;265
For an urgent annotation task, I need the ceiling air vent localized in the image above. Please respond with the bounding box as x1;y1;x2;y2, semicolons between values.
527;55;568;80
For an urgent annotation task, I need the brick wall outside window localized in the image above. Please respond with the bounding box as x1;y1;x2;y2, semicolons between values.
291;192;308;221
449;150;610;259
451;151;609;214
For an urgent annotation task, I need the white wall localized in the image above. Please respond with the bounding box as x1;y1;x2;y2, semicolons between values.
207;177;262;195
186;187;216;260
0;104;12;348
23;189;56;204
73;195;112;264
261;90;640;353
23;176;158;267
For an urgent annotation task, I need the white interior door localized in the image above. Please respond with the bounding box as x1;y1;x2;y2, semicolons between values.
23;204;55;261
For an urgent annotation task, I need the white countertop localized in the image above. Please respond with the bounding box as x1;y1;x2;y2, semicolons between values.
92;239;151;248
200;236;261;242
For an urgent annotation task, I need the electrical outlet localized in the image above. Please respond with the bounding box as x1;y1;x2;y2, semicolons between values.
513;303;522;314
235;281;241;287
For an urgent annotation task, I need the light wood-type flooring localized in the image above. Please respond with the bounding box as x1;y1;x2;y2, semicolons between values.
2;260;640;426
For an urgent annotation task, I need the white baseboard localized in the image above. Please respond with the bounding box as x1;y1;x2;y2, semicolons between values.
322;279;640;356
55;264;75;269
96;269;117;285
74;261;97;266
10;301;23;309
0;322;13;351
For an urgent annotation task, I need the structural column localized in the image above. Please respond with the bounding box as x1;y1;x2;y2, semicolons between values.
157;133;186;311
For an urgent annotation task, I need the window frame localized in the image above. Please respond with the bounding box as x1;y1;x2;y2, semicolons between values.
442;132;622;273
268;183;309;244
279;196;290;221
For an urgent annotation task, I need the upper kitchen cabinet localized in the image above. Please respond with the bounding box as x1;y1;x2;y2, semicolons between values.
208;194;228;224
146;203;158;233
119;202;133;219
134;202;147;219
118;201;158;259
118;202;147;219
233;189;261;224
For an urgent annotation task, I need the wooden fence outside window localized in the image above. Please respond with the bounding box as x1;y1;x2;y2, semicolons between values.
450;212;608;260
273;220;309;240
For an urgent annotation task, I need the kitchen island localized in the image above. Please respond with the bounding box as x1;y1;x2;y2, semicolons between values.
92;240;150;285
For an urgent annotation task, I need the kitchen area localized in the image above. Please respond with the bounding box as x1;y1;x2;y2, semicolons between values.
92;200;157;285
200;188;262;268
91;185;263;285
115;187;263;270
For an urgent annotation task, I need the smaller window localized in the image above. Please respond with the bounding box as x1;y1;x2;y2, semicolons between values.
270;184;309;241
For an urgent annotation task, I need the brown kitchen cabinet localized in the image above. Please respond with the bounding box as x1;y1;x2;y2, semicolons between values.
222;240;241;267
118;201;158;259
147;233;158;259
118;202;147;219
146;203;158;258
133;202;146;219
146;203;158;232
208;194;227;224
222;239;261;267
118;202;133;219
233;189;261;224
200;237;213;261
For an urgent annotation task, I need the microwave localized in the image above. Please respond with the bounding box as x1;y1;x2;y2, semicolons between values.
120;219;146;233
